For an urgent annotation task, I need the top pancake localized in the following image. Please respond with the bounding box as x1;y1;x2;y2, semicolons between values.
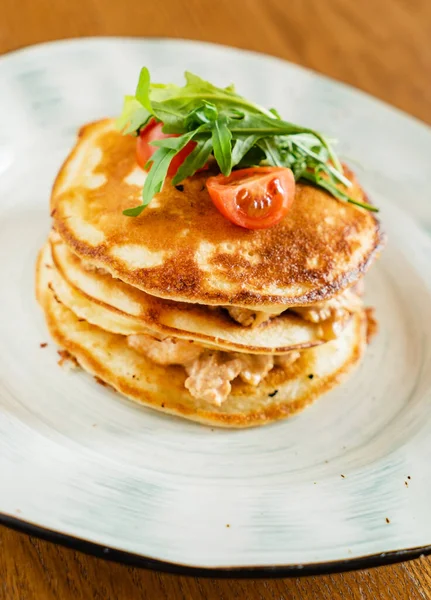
51;119;385;308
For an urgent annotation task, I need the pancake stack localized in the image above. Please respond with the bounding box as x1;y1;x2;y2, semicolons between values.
36;119;385;427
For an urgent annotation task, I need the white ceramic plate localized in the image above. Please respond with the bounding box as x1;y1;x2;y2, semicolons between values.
1;38;431;576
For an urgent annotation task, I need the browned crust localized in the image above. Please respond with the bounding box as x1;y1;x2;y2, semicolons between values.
51;120;386;308
46;306;365;428
37;250;367;428
49;118;110;216
50;239;332;354
55;219;385;308
35;247;46;306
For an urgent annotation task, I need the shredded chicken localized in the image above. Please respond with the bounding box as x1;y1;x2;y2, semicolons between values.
127;333;203;366
225;306;284;327
128;333;300;406
185;353;243;406
275;351;300;370
288;290;363;341
290;289;362;324
185;351;299;405
225;286;363;336
81;261;111;276
232;354;274;386
315;318;348;341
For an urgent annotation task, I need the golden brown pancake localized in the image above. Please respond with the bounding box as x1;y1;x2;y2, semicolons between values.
36;249;368;428
51;119;385;308
47;235;354;353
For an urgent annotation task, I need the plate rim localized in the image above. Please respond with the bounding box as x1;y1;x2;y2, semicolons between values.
1;35;430;130
1;512;430;578
1;35;431;576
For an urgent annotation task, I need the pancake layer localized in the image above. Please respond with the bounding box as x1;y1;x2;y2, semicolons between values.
51;119;384;308
37;249;367;428
48;235;357;353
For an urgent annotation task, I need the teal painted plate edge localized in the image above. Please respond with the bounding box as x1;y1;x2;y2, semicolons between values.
1;37;431;575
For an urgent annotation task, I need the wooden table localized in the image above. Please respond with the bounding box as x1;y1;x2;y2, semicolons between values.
1;0;430;598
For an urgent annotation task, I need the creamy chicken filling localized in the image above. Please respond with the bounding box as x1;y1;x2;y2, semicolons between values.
224;285;363;340
225;305;284;328
81;261;111;276
127;333;299;407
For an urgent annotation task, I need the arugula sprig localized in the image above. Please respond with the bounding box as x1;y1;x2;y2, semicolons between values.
117;68;377;215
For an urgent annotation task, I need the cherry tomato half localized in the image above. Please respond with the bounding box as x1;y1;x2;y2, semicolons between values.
136;119;197;177
206;167;296;229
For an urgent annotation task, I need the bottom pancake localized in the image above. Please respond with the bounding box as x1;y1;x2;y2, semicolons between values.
36;250;367;428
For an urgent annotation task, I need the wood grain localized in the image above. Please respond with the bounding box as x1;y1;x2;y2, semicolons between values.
1;0;430;598
1;527;431;600
1;0;430;123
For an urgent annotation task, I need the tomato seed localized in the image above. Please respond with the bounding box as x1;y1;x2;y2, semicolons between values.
235;189;273;218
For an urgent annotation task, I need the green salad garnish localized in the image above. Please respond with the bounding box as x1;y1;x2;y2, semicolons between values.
117;68;377;216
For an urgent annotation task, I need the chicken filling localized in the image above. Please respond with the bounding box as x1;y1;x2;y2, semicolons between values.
128;333;299;407
82;261;111;276
224;284;363;340
81;253;361;403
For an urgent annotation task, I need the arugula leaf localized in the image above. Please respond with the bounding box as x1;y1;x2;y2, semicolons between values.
185;101;218;129
123;130;199;216
117;68;378;214
291;137;351;187
236;145;266;169
301;171;378;212
116;96;151;135
151;100;195;129
123;146;176;217
231;134;261;167
123;204;148;217
269;107;282;119
258;138;284;167
135;67;153;113
149;136;189;150
211;118;232;175
172;138;213;184
184;71;236;97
